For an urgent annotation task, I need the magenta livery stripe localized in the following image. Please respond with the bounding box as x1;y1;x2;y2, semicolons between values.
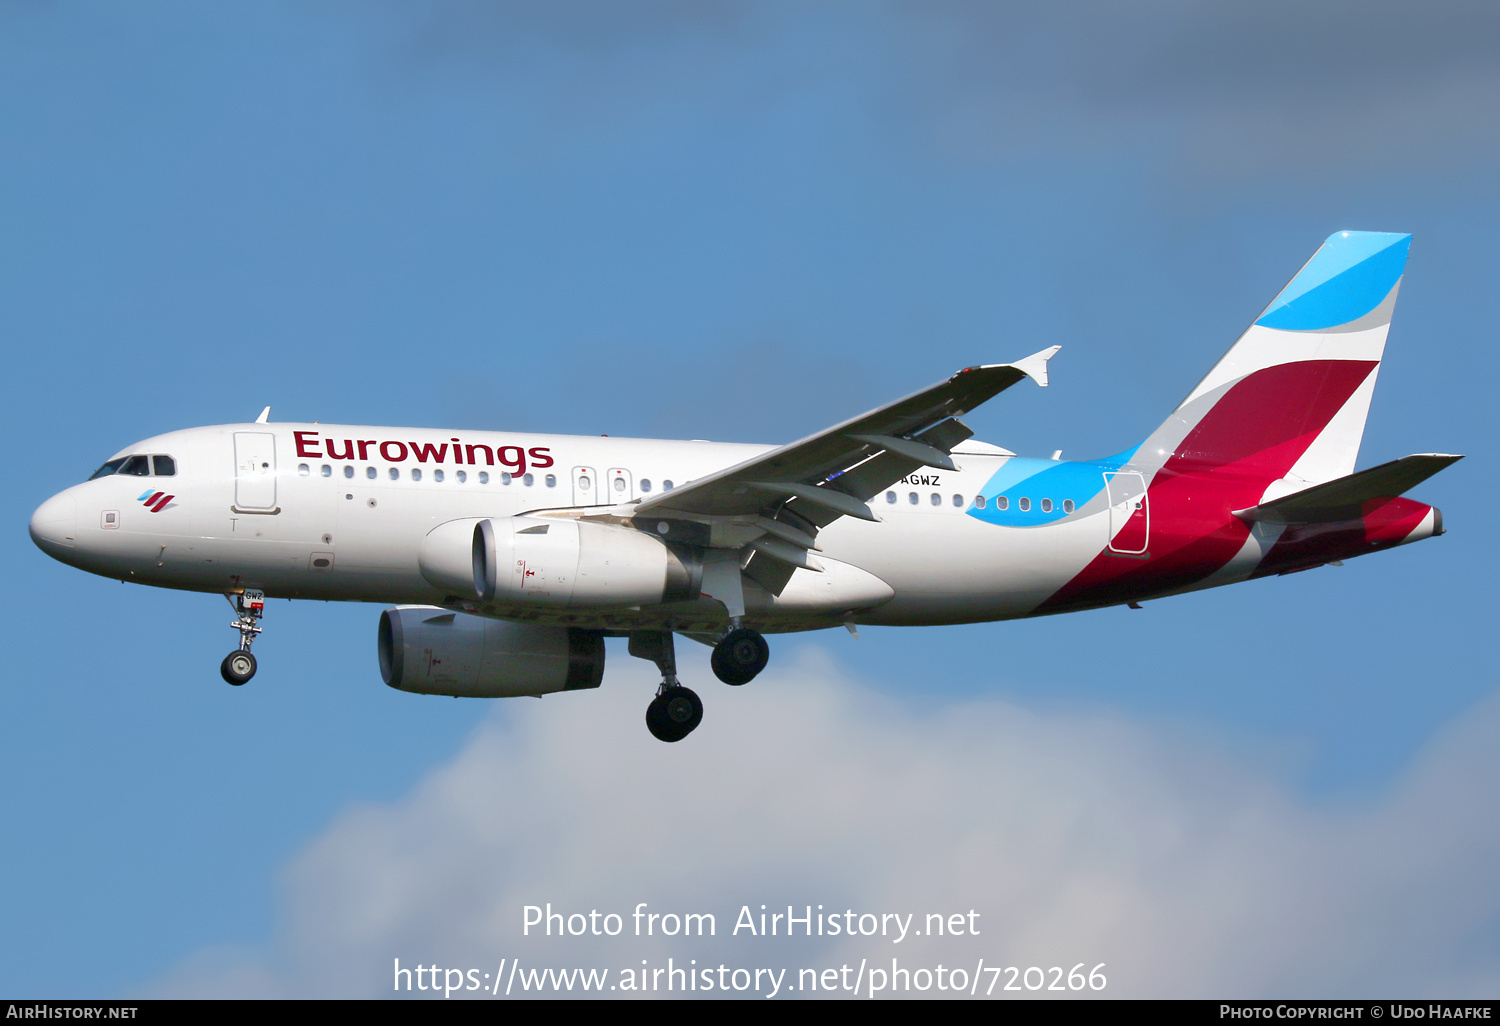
144;492;163;506
151;494;173;512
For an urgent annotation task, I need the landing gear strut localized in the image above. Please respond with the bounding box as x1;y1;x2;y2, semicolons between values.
221;589;264;686
629;630;702;743
711;626;769;686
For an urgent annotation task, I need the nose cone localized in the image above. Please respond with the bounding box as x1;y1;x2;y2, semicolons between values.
30;490;77;557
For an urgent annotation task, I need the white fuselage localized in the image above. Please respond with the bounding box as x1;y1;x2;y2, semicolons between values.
32;422;1120;633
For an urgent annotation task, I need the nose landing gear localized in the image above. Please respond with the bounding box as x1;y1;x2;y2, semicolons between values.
629;630;703;743
220;590;265;686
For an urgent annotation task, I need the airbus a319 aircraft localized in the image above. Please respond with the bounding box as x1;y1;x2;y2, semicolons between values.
30;231;1459;741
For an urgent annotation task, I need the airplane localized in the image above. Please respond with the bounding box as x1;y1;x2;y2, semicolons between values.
29;230;1460;742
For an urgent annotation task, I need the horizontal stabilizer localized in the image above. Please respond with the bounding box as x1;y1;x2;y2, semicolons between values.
1234;454;1463;525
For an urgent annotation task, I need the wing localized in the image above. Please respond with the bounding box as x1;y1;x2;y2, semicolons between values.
627;347;1060;595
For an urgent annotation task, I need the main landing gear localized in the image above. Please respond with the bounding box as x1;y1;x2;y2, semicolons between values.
629;624;770;742
220;589;265;686
646;687;703;743
630;631;702;743
710;626;769;686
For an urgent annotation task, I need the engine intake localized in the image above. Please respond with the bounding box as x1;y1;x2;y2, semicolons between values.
378;606;604;697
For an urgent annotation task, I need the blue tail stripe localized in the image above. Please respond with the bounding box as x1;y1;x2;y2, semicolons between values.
1255;231;1410;332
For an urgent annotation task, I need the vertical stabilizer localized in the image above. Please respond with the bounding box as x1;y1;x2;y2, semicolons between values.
1131;231;1410;501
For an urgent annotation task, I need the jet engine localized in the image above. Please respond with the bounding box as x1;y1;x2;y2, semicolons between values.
378;605;604;697
418;516;700;608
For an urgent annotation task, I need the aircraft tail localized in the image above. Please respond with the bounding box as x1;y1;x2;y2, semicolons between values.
1039;232;1428;613
1130;230;1411;500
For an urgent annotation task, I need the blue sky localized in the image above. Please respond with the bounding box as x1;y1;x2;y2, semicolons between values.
2;2;1496;997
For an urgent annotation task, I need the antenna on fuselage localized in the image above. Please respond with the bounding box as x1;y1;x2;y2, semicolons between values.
255;407;270;424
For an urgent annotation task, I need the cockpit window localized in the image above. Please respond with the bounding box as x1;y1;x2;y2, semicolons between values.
88;453;177;481
89;458;127;480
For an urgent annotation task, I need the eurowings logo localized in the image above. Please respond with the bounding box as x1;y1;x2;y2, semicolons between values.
138;489;176;513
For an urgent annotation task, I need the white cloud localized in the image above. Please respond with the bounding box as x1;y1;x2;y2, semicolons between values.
149;645;1500;999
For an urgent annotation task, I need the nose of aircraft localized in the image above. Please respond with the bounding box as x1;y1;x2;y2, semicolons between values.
30;490;77;556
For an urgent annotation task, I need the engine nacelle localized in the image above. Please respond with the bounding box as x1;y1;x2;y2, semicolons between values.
419;516;699;608
378;606;604;697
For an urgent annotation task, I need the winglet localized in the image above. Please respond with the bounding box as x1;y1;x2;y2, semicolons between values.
1008;346;1061;388
255;406;271;424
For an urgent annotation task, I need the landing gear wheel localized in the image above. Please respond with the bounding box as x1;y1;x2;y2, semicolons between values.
221;650;257;686
645;686;703;742
711;627;769;686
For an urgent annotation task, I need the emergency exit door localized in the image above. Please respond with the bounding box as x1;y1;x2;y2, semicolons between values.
572;466;599;507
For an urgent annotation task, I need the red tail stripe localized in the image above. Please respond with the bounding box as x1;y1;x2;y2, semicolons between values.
1039;360;1381;612
1168;360;1378;473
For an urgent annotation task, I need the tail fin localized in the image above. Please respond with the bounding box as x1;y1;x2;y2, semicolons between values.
1133;230;1411;498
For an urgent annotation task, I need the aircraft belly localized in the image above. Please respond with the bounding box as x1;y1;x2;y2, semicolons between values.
822;509;1109;625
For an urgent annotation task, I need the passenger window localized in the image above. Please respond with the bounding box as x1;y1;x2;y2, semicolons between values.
663;480;674;491
930;493;941;507
1041;498;1052;513
641;479;652;492
434;469;444;482
952;494;963;507
321;465;332;477
1063;499;1075;513
613;476;625;493
500;473;511;485
411;469;422;481
89;458;128;480
478;471;489;484
1019;497;1031;511
388;468;399;481
366;467;376;479
997;496;1009;510
298;464;310;476
456;470;466;483
344;465;354;479
152;455;176;476
886;491;896;504
908;492;918;505
120;455;150;476
545;474;557;488
975;494;987;509
523;473;534;486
